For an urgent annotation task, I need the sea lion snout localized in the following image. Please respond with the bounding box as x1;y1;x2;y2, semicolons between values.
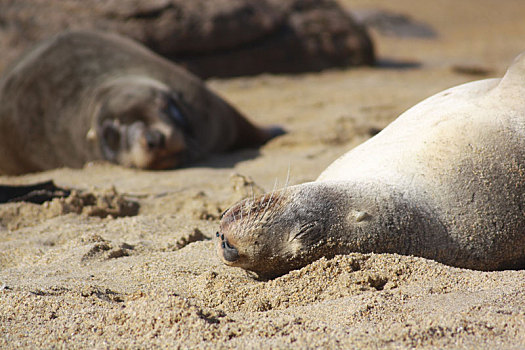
215;186;340;278
98;118;187;169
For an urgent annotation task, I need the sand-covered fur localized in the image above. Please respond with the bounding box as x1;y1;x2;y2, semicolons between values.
219;53;525;278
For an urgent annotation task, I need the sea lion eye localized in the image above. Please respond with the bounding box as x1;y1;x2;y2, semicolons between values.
289;222;318;242
166;96;192;135
144;129;166;149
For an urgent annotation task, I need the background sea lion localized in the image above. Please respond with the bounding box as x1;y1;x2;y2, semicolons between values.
0;30;282;175
217;52;525;278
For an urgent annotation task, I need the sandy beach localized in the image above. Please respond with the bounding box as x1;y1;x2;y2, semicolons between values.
1;0;525;348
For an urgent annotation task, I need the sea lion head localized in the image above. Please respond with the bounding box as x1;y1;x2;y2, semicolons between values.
216;183;347;279
91;76;196;169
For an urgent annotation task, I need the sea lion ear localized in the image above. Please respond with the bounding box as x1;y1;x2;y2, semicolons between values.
164;92;193;136
99;119;121;161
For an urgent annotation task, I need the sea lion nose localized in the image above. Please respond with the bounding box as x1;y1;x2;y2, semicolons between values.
222;240;239;262
144;130;165;149
217;231;239;262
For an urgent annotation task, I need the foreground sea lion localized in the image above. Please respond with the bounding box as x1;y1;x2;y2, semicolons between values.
217;53;525;278
0;30;281;175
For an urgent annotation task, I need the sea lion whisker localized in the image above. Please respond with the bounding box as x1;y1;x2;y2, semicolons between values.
252;192;266;221
284;162;292;189
240;203;243;222
269;178;278;199
247;184;255;223
232;206;238;223
251;198;262;222
261;179;278;220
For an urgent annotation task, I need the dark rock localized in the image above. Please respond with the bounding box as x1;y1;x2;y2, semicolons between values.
0;180;70;204
0;180;139;218
353;9;437;39
0;0;374;77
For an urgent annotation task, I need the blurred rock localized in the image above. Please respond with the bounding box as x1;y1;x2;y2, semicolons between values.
353;9;437;39
0;0;374;77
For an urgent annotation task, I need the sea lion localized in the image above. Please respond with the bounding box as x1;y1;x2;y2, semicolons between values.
217;52;525;278
0;30;282;175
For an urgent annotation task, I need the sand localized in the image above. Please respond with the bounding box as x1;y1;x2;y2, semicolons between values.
1;0;525;348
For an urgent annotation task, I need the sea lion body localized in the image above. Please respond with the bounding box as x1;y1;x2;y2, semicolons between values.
0;30;279;174
217;53;525;278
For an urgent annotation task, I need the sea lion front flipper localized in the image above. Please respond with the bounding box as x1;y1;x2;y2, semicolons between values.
264;125;287;140
229;109;286;149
